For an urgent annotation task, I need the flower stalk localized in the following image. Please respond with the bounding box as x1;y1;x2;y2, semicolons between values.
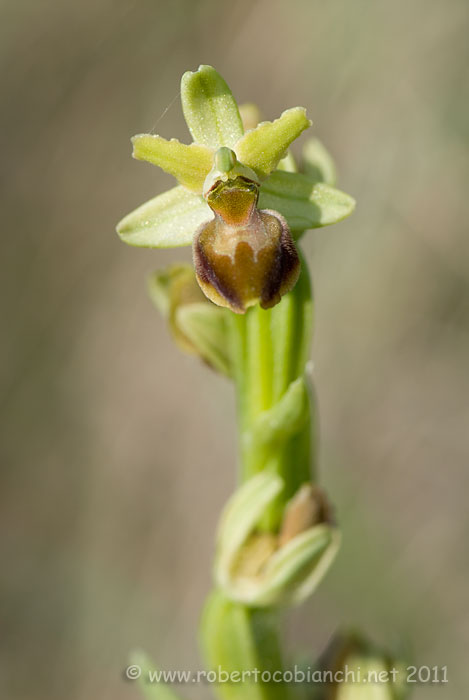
117;66;361;700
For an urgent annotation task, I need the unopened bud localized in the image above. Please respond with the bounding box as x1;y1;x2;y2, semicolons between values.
214;472;340;607
316;633;408;700
238;103;262;131
147;265;231;375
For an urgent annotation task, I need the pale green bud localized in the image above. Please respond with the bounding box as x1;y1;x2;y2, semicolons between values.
214;472;340;607
148;264;231;375
314;633;409;700
238;103;262;132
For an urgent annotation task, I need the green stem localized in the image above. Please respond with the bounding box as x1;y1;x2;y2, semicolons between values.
247;306;273;417
201;250;315;700
231;248;315;526
201;590;288;700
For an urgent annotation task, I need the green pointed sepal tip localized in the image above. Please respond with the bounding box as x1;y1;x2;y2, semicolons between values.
116;186;211;248
181;65;244;149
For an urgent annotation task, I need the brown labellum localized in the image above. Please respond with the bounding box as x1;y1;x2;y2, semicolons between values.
193;177;300;314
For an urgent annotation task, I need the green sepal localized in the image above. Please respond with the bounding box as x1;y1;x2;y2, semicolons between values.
257;525;340;607
148;266;231;375
201;590;288;700
258;171;355;236
176;303;231;376
301;138;337;186
128;650;185;700
235;108;311;180
132;134;213;193
181;65;244;149
116;186;211;248
216;472;284;576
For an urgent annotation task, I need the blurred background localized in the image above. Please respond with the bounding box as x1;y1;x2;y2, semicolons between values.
1;0;468;698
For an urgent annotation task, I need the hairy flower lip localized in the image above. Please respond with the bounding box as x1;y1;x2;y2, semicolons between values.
117;65;355;310
193;177;300;314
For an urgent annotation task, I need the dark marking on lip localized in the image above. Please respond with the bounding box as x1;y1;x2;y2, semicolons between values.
193;179;300;313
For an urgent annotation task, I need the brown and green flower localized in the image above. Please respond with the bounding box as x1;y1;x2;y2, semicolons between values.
117;65;355;313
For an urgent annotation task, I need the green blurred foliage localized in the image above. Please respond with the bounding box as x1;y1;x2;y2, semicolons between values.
0;1;468;699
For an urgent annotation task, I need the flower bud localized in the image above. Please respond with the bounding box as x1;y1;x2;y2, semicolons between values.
193;175;300;313
238;102;262;131
315;633;408;700
214;472;340;607
147;264;231;375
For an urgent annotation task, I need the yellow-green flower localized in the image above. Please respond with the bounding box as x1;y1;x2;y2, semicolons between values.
117;65;355;312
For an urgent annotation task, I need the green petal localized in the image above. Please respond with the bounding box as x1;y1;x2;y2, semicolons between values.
258;170;355;236
181;65;243;149
234;108;311;180
132;134;213;193
301;137;337;185
216;472;283;578
116;186;211;248
259;525;341;606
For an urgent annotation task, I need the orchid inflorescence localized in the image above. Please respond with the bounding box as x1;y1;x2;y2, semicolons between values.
116;66;404;700
117;65;354;313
